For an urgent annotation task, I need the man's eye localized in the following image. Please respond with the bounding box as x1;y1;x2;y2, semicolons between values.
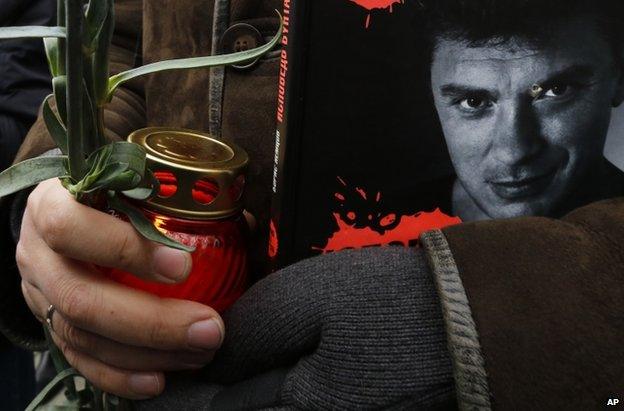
459;97;488;110
544;84;569;97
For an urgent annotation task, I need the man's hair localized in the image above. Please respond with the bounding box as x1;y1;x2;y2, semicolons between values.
421;0;624;54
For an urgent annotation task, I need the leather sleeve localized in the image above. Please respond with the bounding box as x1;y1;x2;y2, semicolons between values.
430;198;624;410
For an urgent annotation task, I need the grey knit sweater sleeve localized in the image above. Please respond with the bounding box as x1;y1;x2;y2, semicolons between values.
138;246;456;410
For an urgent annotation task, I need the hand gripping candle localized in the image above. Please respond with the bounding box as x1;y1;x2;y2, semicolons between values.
104;127;249;313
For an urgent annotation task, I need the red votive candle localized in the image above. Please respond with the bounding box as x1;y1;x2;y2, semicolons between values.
103;127;249;313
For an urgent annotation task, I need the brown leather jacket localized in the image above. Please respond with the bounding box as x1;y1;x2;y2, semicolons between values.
7;1;624;409
422;199;624;410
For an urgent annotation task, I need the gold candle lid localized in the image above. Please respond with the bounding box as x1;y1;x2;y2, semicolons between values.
127;127;248;220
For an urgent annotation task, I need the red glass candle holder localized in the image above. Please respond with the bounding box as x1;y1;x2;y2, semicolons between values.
102;128;250;313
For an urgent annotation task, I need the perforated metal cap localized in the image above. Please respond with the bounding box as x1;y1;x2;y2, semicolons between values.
127;127;248;220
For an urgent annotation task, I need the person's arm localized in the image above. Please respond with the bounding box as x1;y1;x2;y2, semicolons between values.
158;198;622;410
425;198;624;409
137;246;456;410
0;0;146;351
8;1;235;398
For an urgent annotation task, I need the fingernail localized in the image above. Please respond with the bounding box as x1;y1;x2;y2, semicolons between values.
152;247;191;282
128;373;160;397
187;319;224;350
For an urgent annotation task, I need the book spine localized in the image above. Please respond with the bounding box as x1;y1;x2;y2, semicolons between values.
268;0;308;269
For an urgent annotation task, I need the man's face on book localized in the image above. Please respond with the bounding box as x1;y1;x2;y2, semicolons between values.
430;18;624;219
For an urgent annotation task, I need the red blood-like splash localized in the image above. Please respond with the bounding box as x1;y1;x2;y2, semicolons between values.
349;0;403;28
350;0;401;10
315;210;461;252
268;219;279;258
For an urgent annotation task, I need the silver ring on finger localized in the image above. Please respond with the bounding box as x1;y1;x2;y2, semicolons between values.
46;304;56;332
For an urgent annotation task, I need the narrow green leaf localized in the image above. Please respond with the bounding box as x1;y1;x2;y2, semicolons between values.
67;144;113;194
85;0;110;50
83;0;113;149
109;170;142;191
42;95;68;154
122;169;160;200
92;0;114;106
106;142;146;175
121;186;155;201
52;76;68;125
25;368;80;411
39;404;80;410
0;26;66;39
0;157;68;198
81;77;100;153
106;15;283;100
66;142;147;195
85;141;113;170
107;193;195;252
43;326;77;401
44;38;60;77
79;162;129;193
56;1;66;75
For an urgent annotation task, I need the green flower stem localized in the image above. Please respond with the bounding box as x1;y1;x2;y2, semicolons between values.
25;367;80;411
57;0;66;75
44;326;78;401
66;0;86;181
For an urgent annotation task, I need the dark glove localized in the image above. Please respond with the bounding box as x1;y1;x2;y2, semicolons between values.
135;374;223;411
203;246;456;410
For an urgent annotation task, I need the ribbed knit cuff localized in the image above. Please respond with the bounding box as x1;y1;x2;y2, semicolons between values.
421;230;492;410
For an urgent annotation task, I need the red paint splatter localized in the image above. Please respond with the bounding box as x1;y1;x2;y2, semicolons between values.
318;177;461;252
268;219;278;258
356;187;367;200
315;209;461;252
349;0;402;28
380;213;396;226
350;0;401;11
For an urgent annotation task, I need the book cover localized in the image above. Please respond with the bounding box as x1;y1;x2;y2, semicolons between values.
269;0;461;268
269;0;624;269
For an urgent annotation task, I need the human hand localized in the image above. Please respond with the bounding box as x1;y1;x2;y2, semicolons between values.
16;178;225;399
203;247;455;410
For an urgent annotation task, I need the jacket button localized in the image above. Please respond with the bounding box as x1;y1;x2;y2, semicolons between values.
219;23;264;70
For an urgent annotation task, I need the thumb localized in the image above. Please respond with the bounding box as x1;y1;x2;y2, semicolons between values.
205;263;324;383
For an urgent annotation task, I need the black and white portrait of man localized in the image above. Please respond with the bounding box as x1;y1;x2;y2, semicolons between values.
424;0;624;222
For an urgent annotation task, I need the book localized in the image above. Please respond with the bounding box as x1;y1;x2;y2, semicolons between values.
269;0;461;269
